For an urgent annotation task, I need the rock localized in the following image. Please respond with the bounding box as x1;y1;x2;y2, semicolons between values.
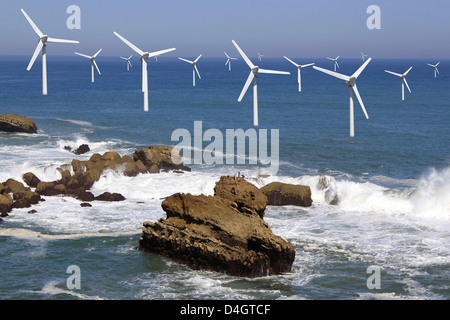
0;193;13;215
0;183;5;194
260;182;312;207
3;179;28;195
22;172;41;188
35;182;62;196
73;144;90;155
94;192;125;202
139;177;295;278
28;209;37;214
133;145;191;173
0;114;37;134
80;202;92;207
12;190;42;209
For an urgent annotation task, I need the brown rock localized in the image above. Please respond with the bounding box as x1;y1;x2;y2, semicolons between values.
94;192;125;202
4;179;28;194
0;193;13;215
260;182;312;207
0;114;37;134
22;172;41;188
35;182;60;196
12;190;42;209
133;145;191;173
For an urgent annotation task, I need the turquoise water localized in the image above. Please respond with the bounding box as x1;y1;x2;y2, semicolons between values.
0;56;449;300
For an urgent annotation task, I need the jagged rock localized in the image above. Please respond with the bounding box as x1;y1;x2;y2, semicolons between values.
12;190;42;209
0;193;13;215
22;172;41;188
260;182;312;207
0;114;37;134
3;179;28;195
133;145;191;173
139;176;295;278
73;144;90;155
94;192;125;202
28;209;37;214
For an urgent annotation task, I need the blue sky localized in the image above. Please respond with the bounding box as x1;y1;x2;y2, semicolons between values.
1;0;448;59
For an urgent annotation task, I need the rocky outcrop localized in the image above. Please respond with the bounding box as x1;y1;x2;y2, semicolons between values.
260;182;312;207
133;145;191;173
139;176;295;278
0;114;37;134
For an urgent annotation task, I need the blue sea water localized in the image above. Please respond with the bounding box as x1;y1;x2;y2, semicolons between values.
0;55;449;300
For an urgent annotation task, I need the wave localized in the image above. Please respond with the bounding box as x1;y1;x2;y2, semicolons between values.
29;281;105;300
0;228;141;241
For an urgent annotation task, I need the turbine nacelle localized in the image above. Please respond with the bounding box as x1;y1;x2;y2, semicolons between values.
252;66;259;74
40;35;48;42
346;77;356;87
140;52;150;61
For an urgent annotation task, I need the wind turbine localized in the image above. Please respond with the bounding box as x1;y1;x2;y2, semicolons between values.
21;9;79;95
314;58;372;137
385;67;413;101
427;62;440;78
114;32;176;112
327;56;340;72
178;55;202;87
283;56;314;92
75;49;102;83
361;52;369;62
258;53;264;62
224;52;238;71
120;55;133;71
232;40;290;127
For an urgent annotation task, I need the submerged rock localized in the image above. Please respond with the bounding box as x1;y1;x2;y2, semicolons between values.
139;176;295;278
260;182;312;207
0;114;37;134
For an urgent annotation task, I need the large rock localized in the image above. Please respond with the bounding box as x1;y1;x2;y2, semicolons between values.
0;114;37;134
139;176;295;278
0;193;13;215
133;145;191;173
22;172;41;188
260;182;312;207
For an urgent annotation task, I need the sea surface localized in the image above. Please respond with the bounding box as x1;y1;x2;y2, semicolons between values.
0;55;449;300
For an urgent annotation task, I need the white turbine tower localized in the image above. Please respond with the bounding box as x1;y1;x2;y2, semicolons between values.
75;49;102;83
120;55;133;71
258;53;264;62
178;55;202;87
224;52;238;71
283;56;314;92
21;9;79;95
232;40;290;127
114;32;176;112
385;67;413;101
327;56;340;72
427;62;440;78
361;52;369;62
314;58;372;137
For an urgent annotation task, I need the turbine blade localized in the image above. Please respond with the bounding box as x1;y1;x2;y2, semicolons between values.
179;57;193;64
194;54;202;63
93;60;101;75
436;68;439;74
46;37;79;44
385;70;403;77
301;63;315;68
120;57;128;60
352;84;369;119
128;61;132;67
232;40;254;69
27;40;44;71
403;78;411;93
351;58;372;79
238;71;255;102
225;59;229;65
427;64;435;67
335;61;340;68
313;66;350;81
224;52;230;58
327;57;334;61
148;48;176;58
113;32;144;56
74;52;92;59
93;49;103;58
436;62;440;66
21;9;44;38
283;56;299;67
403;67;413;76
258;68;290;75
194;65;201;79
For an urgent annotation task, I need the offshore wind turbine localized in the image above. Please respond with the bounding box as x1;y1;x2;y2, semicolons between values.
385;67;413;101
178;55;202;86
114;32;176;111
232;40;290;127
120;55;133;71
283;56;314;92
75;49;102;83
327;56;340;71
427;62;440;78
314;58;372;137
361;52;369;62
21;9;79;95
258;53;264;62
224;52;238;71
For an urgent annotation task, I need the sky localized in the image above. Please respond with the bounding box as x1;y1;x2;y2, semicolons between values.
1;0;448;59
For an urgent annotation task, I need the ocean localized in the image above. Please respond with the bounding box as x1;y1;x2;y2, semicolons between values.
0;55;449;300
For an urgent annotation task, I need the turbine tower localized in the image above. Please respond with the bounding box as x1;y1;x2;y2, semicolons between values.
284;56;314;92
427;62;440;78
232;40;290;127
75;49;102;83
224;52;238;71
114;32;176;111
314;58;372;137
385;67;413;101
327;56;340;72
120;55;133;71
179;55;202;87
21;9;79;95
